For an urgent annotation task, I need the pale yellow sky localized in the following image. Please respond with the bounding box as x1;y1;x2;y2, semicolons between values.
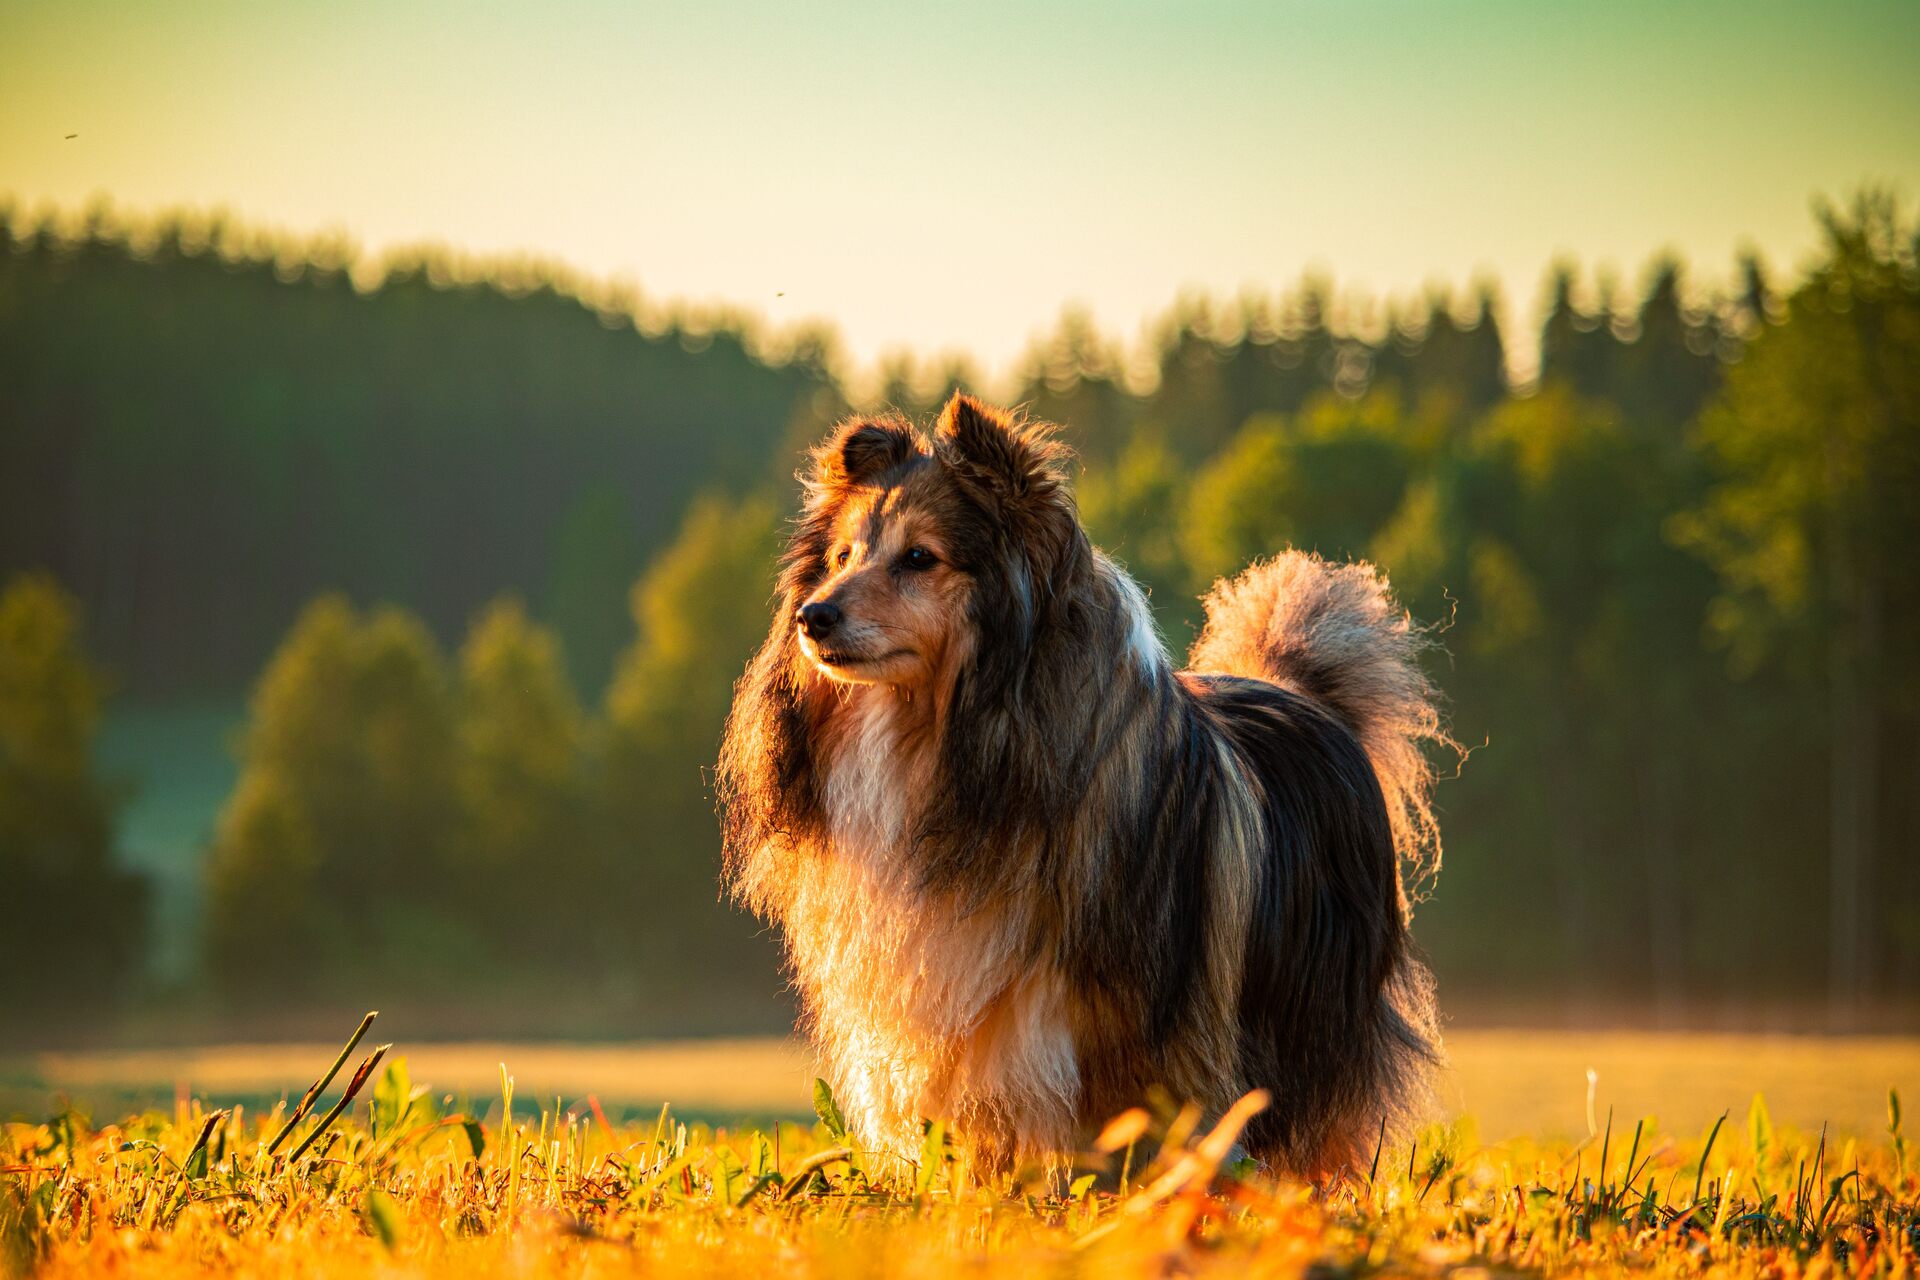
4;0;1917;385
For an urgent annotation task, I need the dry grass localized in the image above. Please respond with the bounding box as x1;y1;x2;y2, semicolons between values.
4;1016;1917;1278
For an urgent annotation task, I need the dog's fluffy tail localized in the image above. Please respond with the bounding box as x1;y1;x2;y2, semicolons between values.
1189;551;1451;904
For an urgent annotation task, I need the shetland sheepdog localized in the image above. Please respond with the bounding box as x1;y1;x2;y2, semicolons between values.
717;394;1448;1177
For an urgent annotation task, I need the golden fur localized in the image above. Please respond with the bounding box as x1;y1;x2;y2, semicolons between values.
719;395;1449;1176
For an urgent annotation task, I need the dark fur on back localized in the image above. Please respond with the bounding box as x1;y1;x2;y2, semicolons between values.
717;395;1446;1176
1192;676;1437;1165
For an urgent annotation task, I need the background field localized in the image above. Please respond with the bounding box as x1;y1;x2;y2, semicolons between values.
8;1032;1915;1142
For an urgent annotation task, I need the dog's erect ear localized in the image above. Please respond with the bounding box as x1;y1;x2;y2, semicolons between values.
811;416;921;490
932;394;1069;506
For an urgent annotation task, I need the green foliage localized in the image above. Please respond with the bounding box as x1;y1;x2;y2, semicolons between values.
1076;433;1194;638
453;599;586;952
0;573;147;1013
1676;194;1920;682
370;1057;431;1141
603;494;783;766
541;485;645;698
1183;392;1413;588
12;192;1920;1028
200;496;789;1019
914;1120;950;1196
0;208;827;698
1892;1089;1907;1176
0;575;111;879
595;494;788;1002
1749;1094;1774;1163
1376;287;1508;417
812;1079;849;1144
204;597;462;999
1012;306;1142;466
1669;193;1920;1016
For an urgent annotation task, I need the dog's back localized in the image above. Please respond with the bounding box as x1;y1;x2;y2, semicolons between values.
1180;671;1438;1172
1183;552;1449;1172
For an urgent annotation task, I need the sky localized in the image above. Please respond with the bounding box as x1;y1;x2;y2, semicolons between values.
4;0;1918;387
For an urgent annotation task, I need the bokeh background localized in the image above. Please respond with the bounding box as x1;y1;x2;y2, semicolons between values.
3;0;1918;1049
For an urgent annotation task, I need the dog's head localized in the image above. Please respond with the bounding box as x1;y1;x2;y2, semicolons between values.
786;394;1079;691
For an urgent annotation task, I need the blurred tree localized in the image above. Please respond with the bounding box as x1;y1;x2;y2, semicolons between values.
1410;389;1624;981
597;494;787;1010
1616;258;1723;431
200;769;327;996
1538;263;1620;398
1729;251;1776;338
869;351;985;424
0;207;818;698
542;483;645;697
873;351;924;418
1013;307;1141;466
1181;392;1413;590
1375;380;1755;1016
453;597;586;953
1146;284;1370;464
204;597;463;999
1146;299;1242;463
1376;286;1509;419
1077;433;1195;642
0;573;147;1013
1674;193;1920;1025
604;496;783;777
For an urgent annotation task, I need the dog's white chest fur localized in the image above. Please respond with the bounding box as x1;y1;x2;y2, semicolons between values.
783;692;1078;1164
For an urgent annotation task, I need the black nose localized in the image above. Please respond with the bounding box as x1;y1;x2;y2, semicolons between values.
798;602;842;640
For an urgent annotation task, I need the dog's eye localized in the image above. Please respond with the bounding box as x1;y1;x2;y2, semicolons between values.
834;548;851;568
902;546;938;571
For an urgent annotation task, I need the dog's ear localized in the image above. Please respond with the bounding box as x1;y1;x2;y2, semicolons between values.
931;394;1070;509
933;394;1083;595
810;416;921;491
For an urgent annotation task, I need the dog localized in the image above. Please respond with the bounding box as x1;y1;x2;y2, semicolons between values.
717;394;1448;1178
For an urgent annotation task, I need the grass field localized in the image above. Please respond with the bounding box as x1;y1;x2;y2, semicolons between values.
3;1020;1915;1277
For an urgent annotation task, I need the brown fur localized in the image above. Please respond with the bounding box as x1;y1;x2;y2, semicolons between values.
717;394;1448;1177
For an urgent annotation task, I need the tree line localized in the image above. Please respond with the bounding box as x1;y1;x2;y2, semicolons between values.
1;193;1914;1031
0;203;844;698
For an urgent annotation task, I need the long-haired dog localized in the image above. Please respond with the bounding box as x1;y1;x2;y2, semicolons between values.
718;394;1448;1177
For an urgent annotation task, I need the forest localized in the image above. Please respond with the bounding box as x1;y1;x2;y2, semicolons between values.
2;193;1915;1037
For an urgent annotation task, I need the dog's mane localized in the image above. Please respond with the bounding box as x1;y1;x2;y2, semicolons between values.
719;397;1111;911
